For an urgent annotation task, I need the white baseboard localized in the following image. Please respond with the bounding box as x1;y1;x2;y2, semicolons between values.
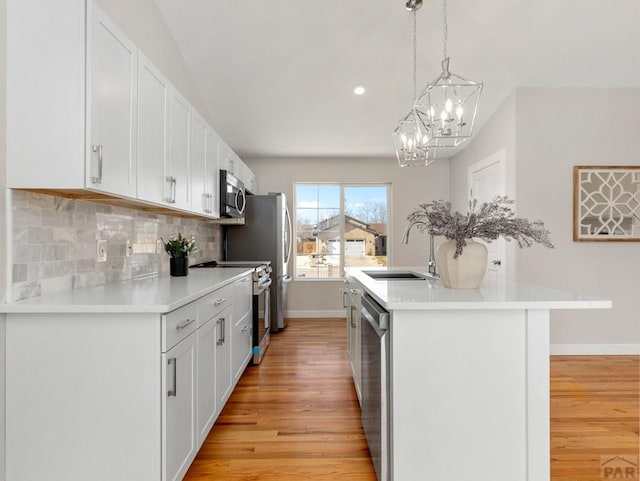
285;310;345;319
550;344;640;355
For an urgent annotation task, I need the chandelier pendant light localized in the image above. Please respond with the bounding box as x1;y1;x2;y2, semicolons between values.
416;0;482;148
392;1;435;167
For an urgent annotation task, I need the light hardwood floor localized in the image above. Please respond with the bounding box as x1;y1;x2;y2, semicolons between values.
551;355;639;480
184;319;639;481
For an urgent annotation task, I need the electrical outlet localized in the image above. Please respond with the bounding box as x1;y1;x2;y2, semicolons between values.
156;239;163;254
96;240;107;263
125;240;133;257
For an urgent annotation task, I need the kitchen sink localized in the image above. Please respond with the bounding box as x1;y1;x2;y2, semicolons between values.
362;270;428;281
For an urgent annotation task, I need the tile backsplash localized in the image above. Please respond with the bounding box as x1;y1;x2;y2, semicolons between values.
11;190;223;302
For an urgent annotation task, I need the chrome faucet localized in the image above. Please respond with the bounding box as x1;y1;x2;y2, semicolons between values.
401;221;438;278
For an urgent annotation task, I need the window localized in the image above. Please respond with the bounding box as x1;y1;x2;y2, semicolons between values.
294;183;390;279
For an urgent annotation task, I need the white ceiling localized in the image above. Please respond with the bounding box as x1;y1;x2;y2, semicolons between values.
154;0;640;159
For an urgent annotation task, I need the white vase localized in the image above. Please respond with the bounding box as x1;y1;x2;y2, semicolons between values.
435;239;488;289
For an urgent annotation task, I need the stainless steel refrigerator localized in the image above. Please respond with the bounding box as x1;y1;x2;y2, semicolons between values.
225;193;292;331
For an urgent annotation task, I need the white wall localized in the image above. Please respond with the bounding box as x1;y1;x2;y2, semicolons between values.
96;0;210;119
515;88;640;352
245;156;449;316
450;88;640;352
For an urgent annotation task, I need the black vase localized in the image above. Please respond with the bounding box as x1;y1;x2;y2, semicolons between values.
170;257;189;277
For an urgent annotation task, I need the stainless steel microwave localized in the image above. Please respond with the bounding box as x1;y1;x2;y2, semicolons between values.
220;170;246;218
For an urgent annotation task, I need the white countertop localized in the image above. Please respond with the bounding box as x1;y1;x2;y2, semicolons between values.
346;267;612;311
1;267;255;314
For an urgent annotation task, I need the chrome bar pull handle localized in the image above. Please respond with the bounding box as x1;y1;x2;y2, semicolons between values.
167;358;177;397
165;176;177;203
216;318;224;345
176;317;196;330
91;144;103;184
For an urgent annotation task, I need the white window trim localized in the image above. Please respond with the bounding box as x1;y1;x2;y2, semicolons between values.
293;182;391;281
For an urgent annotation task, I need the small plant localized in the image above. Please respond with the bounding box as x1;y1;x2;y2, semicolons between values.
407;196;553;258
163;233;197;258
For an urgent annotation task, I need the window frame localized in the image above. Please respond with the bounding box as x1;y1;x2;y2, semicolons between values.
293;182;392;281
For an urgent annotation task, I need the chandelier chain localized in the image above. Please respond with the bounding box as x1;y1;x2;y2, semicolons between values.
412;10;417;102
442;0;448;60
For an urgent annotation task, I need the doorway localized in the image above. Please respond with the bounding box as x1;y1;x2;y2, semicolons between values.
468;151;507;282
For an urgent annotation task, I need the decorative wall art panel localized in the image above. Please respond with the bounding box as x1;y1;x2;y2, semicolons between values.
573;165;640;241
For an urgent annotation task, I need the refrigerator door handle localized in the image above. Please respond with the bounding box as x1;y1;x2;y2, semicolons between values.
284;206;292;265
282;275;293;283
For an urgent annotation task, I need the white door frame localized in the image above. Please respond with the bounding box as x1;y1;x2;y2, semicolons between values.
467;150;506;202
468;150;507;282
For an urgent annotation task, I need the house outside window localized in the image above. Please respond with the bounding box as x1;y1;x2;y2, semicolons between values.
294;183;390;279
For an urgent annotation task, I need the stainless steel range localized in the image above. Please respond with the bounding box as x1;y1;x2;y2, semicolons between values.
191;260;272;364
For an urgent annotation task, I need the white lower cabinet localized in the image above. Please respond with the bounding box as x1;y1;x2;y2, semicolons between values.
232;275;253;381
196;318;217;447
163;333;197;481
232;313;253;382
5;276;255;481
215;304;233;408
344;284;362;403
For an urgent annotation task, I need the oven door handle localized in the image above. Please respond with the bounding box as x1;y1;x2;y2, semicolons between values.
255;278;272;294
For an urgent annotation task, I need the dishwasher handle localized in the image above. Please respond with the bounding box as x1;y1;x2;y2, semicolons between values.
361;294;389;331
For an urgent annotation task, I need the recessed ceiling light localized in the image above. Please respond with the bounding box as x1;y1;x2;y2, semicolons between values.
353;85;366;96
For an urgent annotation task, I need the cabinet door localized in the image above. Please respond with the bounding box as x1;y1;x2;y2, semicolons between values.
196;319;217;447
88;4;137;198
346;288;362;403
205;129;220;218
190;112;208;215
232;313;253;382
137;54;169;204
219;142;232;174
167;87;191;209
163;333;197;481
215;305;233;409
233;275;253;325
247;170;258;195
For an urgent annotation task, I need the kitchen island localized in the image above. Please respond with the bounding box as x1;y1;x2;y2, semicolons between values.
345;267;611;481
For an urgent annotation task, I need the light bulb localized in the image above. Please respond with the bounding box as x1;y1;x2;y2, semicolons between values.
456;104;464;120
445;98;453;113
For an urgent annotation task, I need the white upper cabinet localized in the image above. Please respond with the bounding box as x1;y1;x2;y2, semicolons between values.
167;87;191;210
137;54;169;205
205;130;221;218
218;142;233;175
87;5;138;198
6;0;256;219
190;112;208;215
7;0;86;188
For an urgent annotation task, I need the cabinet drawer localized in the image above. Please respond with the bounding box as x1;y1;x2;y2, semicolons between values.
162;301;198;352
197;284;233;327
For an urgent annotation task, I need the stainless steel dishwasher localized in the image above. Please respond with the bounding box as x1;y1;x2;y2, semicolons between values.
360;293;390;481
